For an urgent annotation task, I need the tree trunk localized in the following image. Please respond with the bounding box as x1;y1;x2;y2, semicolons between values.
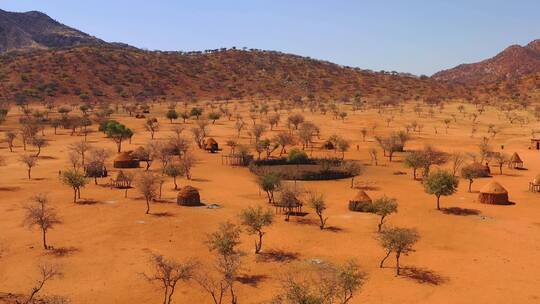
73;188;77;203
27;168;31;180
42;229;48;250
256;231;263;254
380;250;391;268
468;180;473;192
378;216;385;232
145;198;150;214
396;252;401;275
436;195;441;210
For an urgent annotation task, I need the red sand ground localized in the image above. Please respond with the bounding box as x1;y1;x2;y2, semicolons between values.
1;102;540;303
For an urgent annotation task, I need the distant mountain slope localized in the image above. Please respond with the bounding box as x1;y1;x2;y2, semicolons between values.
432;39;540;84
0;9;104;53
0;45;455;103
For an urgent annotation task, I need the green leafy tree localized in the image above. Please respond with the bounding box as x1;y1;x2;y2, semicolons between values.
239;205;274;253
372;196;398;232
423;170;459;210
379;227;419;275
61;169;88;203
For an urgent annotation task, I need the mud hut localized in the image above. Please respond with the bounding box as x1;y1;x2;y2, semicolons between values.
204;138;219;153
348;191;374;212
508;152;524;169
478;181;509;205
177;185;201;206
529;173;540;192
113;151;139;168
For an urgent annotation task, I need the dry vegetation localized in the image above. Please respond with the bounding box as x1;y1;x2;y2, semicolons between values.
1;92;540;304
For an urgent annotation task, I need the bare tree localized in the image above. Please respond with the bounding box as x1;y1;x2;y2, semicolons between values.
181;150;197;180
69;141;92;167
307;192;328;230
5;131;16;152
19;154;38;179
136;172;160;214
30;136;48;157
23;193;61;250
143;253;197;304
20;263;63;304
145;118;160;140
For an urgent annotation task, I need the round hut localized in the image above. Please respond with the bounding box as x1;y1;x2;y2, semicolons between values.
508;152;524;169
113;151;139;168
529;173;540;192
177;185;201;206
348;191;373;212
204;138;219;153
478;181;509;205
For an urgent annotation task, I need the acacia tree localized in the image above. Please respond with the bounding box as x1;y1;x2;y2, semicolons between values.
272;260;366;304
372;196;398;232
257;172;281;204
307;192;328;230
461;163;486;192
23;193;61;250
19;154;38;179
403;151;424;180
5;131;16;152
492;152;509;175
136;172;160;214
69;140;92;167
164;163;185;190
379;227;419;275
239;205;274;253
274;132;295;156
145;118;160;139
30;136;48;157
423;170;459;210
61;169;88;203
21;263;63;304
204;222;243;304
100;120;133;152
143;253;197;304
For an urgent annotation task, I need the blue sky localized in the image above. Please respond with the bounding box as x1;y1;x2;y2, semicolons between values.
2;0;539;75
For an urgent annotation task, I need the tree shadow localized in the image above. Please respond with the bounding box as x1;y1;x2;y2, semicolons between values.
151;212;175;217
440;207;481;216
236;274;268;287
401;267;448;285
0;186;20;192
76;199;102;205
295;218;318;226
190;178;211;182
324;226;345;233
256;249;300;263
38;155;57;160
46;246;79;257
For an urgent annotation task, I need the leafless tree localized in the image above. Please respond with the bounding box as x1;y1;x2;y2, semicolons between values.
136;172;160;214
20;263;63;304
143;253;198;304
5;131;16;152
19;154;38;179
69;141;92;167
23;193;61;250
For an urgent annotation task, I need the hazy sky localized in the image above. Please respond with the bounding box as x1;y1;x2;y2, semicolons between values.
2;0;539;75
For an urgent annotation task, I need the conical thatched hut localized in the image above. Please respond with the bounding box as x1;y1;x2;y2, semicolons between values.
177;186;201;206
349;191;374;212
478;181;509;205
113;151;139;168
529;173;540;192
508;152;524;169
204;138;219;153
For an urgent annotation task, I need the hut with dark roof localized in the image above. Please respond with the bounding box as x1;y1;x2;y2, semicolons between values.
177;186;201;206
113;151;139;168
478;181;510;205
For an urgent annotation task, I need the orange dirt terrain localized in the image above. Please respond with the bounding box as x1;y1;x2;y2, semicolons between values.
1;100;540;304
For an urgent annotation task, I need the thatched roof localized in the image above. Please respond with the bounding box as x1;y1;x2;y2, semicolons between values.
114;151;135;162
177;185;201;206
480;181;508;194
351;191;372;202
509;152;523;163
